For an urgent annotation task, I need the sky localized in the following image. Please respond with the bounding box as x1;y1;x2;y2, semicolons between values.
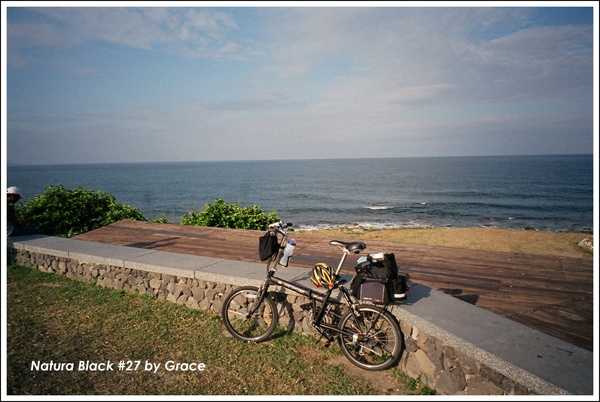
1;1;598;166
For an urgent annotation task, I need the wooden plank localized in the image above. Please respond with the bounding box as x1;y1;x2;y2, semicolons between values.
73;219;594;352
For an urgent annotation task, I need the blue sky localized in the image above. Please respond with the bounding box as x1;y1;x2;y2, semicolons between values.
2;2;597;166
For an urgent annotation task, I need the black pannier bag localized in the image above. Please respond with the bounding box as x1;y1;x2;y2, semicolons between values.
350;252;407;303
356;277;390;304
388;275;408;301
258;232;279;261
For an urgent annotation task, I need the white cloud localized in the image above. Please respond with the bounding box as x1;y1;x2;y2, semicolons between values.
4;5;595;165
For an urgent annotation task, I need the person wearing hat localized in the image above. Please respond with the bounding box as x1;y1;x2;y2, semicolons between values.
6;186;44;237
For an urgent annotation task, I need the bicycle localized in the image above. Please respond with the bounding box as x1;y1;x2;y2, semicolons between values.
221;221;404;371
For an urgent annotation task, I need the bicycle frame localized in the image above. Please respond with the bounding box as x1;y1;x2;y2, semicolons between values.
254;222;388;340
265;269;352;333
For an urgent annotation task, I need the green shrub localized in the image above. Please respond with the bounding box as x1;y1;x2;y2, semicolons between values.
181;198;279;231
16;184;147;237
151;217;171;224
16;186;278;236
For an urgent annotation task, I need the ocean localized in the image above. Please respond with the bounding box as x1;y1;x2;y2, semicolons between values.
6;154;595;233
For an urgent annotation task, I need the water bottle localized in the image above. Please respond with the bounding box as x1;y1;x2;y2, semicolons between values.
279;239;296;267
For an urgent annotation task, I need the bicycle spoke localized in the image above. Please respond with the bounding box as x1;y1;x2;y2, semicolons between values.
338;305;402;370
222;286;278;342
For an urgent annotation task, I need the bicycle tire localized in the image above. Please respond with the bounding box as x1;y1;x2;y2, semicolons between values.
221;286;279;342
337;304;402;371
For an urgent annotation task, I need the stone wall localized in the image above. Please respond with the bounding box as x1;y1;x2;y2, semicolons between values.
8;247;560;396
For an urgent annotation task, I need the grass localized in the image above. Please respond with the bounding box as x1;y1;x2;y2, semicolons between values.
293;226;594;259
5;263;434;396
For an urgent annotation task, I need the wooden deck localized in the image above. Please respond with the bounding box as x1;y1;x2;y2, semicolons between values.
73;219;595;352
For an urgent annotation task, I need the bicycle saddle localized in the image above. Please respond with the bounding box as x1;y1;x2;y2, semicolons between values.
329;240;367;254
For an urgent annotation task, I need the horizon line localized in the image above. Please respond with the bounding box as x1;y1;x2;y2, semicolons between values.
5;152;595;168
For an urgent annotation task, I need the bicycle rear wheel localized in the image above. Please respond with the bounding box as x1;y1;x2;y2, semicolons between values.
221;286;278;342
337;304;402;371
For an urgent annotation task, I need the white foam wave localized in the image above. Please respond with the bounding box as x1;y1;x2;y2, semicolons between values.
365;205;391;210
294;221;434;232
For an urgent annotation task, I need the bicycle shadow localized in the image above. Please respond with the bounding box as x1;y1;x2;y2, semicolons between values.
271;292;307;339
392;282;431;306
438;288;480;305
398;282;480;306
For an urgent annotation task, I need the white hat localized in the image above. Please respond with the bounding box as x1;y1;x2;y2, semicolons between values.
7;186;22;197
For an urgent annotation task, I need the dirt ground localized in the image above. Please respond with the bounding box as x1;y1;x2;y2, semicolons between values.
325;355;412;395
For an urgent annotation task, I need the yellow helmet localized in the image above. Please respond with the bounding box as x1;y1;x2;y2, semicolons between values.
311;263;334;288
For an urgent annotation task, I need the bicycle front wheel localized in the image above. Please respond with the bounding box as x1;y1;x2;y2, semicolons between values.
337;304;402;371
221;286;279;342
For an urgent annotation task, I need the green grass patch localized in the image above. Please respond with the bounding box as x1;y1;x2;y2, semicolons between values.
6;264;432;396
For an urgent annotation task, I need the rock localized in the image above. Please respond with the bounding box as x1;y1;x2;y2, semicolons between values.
578;237;593;252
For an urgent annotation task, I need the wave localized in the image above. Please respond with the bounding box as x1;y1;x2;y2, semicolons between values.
295;221;435;231
364;205;391;210
364;202;428;211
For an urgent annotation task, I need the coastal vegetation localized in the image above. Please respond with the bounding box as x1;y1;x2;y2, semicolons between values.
180;198;279;230
14;185;279;236
16;184;146;237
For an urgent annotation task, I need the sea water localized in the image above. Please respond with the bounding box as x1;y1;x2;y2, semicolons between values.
7;154;594;232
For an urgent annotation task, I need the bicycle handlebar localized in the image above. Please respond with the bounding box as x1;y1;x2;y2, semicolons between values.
269;221;293;231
